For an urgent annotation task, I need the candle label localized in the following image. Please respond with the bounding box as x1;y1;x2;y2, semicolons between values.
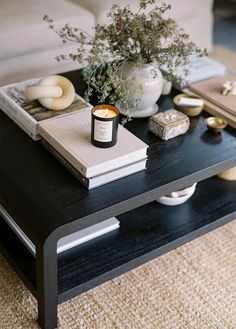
94;119;113;142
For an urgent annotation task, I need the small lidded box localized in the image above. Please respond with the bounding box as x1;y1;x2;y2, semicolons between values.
149;109;190;141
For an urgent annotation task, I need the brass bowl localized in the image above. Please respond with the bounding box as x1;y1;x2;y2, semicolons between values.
173;93;204;117
205;117;227;133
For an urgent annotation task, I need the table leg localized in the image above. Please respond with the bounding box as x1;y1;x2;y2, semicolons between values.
36;242;58;329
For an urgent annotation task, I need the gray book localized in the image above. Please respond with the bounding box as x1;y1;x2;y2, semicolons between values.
39;109;148;178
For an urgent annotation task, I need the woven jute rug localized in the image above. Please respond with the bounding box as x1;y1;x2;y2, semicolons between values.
0;219;236;329
1;46;236;329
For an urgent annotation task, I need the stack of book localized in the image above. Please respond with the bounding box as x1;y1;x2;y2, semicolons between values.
0;77;92;140
161;56;227;90
189;74;236;117
0;77;148;189
0;77;148;247
39;109;148;189
186;74;236;129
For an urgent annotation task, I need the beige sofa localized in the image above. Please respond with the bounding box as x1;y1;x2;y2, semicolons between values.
0;0;214;86
76;0;214;49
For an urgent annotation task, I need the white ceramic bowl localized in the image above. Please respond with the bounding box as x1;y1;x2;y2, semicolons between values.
156;183;197;206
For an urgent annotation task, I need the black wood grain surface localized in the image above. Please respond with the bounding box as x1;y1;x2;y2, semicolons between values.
0;69;236;244
1;176;235;302
0;219;36;295
57;176;236;302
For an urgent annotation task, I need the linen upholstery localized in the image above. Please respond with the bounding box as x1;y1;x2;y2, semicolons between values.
0;0;214;86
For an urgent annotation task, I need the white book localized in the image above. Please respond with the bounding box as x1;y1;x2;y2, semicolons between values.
0;204;119;256
42;138;147;189
0;77;92;140
39;110;148;178
161;56;227;90
0;98;38;140
84;158;146;189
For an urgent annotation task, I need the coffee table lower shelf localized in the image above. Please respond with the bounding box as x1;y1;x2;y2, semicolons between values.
0;176;235;306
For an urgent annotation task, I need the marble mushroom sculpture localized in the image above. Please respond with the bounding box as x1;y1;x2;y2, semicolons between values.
24;75;75;110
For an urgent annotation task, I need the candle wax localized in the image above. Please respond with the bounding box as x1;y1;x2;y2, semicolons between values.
93;109;117;118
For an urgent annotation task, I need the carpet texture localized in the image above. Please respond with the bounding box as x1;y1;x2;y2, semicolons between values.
0;220;236;329
1;46;236;329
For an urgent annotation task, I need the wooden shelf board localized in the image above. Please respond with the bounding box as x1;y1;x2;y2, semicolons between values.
57;176;236;302
2;177;234;303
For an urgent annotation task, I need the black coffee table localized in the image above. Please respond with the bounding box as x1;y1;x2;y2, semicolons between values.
0;69;236;329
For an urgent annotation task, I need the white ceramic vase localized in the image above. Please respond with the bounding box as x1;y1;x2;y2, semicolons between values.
118;62;171;118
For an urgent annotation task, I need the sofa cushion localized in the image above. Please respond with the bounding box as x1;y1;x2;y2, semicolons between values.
0;0;95;60
0;44;86;86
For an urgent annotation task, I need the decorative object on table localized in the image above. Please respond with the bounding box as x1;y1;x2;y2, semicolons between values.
24;75;75;110
117;62;172;118
222;81;236;96
163;56;227;91
173;93;204;117
189;74;236;117
205;117;227;133
156;183;197;206
0;77;91;140
38;109;148;189
0;204;120;255
117;64;162;117
161;80;173;96
217;166;236;181
184;88;236;130
44;0;206;120
91;104;119;148
149;109;190;141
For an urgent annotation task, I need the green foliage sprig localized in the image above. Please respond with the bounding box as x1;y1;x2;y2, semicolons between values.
44;0;206;120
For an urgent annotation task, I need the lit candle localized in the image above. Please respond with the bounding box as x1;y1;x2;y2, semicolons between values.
93;108;117;118
91;104;119;148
